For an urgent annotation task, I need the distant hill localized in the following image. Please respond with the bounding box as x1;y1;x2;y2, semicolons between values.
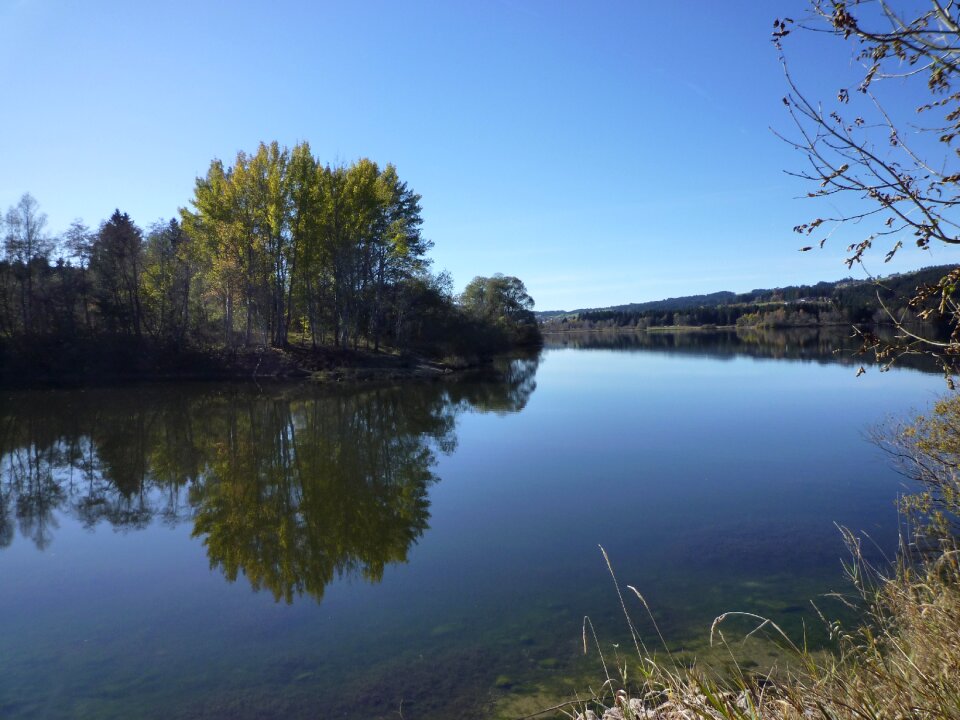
539;265;956;332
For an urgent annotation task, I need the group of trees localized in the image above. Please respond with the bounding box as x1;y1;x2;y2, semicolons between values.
0;195;173;343
1;143;540;369
182;142;433;350
556;302;838;330
0;198;197;345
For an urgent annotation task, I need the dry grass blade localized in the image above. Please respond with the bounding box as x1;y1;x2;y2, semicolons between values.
582;615;611;688
626;584;675;661
709;611;804;655
599;544;649;659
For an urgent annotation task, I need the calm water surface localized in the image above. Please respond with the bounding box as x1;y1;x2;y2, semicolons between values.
0;331;946;719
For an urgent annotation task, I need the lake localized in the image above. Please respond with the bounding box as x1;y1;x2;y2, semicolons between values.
0;330;946;719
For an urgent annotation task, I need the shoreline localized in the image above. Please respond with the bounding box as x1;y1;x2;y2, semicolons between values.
540;325;737;333
0;340;526;390
539;322;862;334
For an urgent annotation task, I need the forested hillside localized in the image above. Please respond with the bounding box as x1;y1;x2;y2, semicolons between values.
542;266;954;333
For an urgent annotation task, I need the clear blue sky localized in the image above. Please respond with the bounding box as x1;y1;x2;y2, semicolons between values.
2;0;958;310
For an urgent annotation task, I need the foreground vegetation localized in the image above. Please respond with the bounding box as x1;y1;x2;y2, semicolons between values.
567;553;959;720
0;145;540;385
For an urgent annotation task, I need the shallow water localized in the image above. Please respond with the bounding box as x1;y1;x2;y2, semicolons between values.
0;332;946;719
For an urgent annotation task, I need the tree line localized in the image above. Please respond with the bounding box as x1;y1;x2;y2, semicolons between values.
0;142;540;371
543;266;954;333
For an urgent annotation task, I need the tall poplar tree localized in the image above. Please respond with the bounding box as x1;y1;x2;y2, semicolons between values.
183;143;431;350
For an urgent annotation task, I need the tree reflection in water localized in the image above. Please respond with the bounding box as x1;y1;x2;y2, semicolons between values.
0;354;538;602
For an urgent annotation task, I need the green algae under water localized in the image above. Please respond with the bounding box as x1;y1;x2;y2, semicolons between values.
0;331;945;719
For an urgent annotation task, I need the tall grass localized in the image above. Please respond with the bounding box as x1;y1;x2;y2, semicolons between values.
558;542;960;720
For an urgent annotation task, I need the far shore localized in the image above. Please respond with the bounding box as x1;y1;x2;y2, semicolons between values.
541;324;737;333
539;322;869;334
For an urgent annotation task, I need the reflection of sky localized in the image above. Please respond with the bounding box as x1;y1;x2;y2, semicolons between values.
424;349;939;585
0;347;947;718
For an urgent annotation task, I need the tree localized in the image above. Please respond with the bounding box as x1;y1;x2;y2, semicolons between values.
3;193;52;265
3;193;52;334
90;210;145;339
142;218;193;345
181;159;246;345
370;164;429;350
459;274;541;348
182;143;432;351
875;392;960;550
285;141;321;346
247;141;291;347
62;219;95;331
776;2;960;376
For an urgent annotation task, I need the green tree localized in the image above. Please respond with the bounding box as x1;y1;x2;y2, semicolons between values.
285;141;322;345
247;141;292;346
142;218;193;345
181;159;247;345
90;210;145;339
182;143;432;351
370;164;429;350
459;273;541;348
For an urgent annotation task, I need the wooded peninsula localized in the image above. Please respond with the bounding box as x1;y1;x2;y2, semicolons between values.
0;142;540;386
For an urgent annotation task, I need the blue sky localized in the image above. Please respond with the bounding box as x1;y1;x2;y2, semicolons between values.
2;0;958;310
